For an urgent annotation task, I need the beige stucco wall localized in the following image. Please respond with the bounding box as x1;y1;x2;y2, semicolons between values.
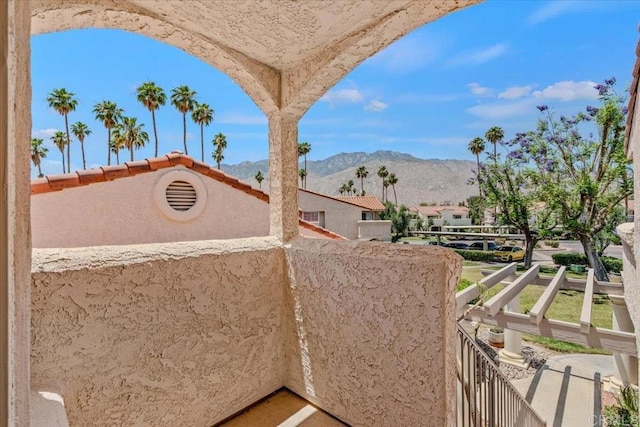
298;191;363;240
31;238;461;426
31;237;285;426
32;166;273;248
283;239;462;426
358;220;392;241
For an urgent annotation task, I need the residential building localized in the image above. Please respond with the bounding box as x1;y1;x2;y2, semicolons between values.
31;154;343;248
414;205;472;230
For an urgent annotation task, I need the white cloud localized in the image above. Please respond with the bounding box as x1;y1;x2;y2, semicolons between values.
32;128;59;139
366;35;443;73
498;85;533;99
532;80;598;102
467;83;493;97
466;99;536;120
216;113;268;125
527;1;583;25
320;88;364;105
364;99;388;112
449;43;509;66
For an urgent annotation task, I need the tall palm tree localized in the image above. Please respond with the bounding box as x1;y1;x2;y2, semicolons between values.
485;126;504;164
212;132;227;169
356;165;368;195
191;103;214;162
297;142;311;189
468;137;486;198
170;85;197;155
339;184;347;195
383;177;390;202
31;138;48;178
93;101;123;166
298;168;307;188
254;171;264;189
388;173;398;205
136;82;166;157
51;131;67;173
47;88;78;172
377;165;388;201
71;122;91;170
116;117;149;161
347;179;356;196
110;125;125;165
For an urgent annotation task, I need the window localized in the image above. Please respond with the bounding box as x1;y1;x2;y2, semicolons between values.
303;211;319;223
453;215;462;219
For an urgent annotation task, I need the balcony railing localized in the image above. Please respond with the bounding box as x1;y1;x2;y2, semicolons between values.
456;323;546;427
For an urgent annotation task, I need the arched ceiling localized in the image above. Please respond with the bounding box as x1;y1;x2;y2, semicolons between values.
31;0;482;118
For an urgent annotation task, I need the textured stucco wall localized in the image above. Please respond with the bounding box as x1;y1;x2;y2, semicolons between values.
298;191;363;240
32;166;272;248
357;220;392;241
31;238;285;426
283;239;462;427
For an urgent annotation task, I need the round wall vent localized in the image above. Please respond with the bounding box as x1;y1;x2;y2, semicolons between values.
165;180;197;211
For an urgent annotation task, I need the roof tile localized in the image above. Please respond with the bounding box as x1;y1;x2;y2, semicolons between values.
77;168;106;185
148;156;171;170
126;160;152;175
190;159;212;175
31;179;51;195
101;165;131;180
47;174;80;191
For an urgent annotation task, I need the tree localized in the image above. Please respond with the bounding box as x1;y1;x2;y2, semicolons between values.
115;117;149;161
485;126;504;163
339;183;347;195
254;171;265;189
136;82;166;157
31;138;48;178
466;196;484;225
379;202;410;243
298;168;307;188
468;137;486;198
514;78;632;280
71;122;91;170
93;101;123;166
47;88;77;172
110;125;125;165
212;132;227;169
347;179;356;196
51;131;67;173
356;165;368;195
377;165;388;201
388;172;398;205
170;85;197;155
191;102;214;162
297;142;311;189
382;177;390;202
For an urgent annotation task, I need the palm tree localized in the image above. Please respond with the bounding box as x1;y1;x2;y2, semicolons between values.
70;122;91;170
485;126;504;163
136;82;166;157
116;117;149;161
212;132;227;169
383;177;390;202
468;137;486;198
47;88;78;172
356;165;368;195
254;171;265;189
110;125;125;165
93;101;123;166
51;131;67;173
31;138;48;178
339;184;347;195
298;168;307;188
170;85;197;155
347;179;356;196
377;165;388;201
297;142;311;189
388;173;398;205
191;103;214;162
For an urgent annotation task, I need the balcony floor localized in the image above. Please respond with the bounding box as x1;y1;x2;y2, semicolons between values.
217;389;348;427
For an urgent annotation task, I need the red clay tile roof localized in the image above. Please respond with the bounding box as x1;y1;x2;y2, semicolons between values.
31;153;346;241
625;34;640;156
336;195;385;211
415;205;469;216
299;188;384;211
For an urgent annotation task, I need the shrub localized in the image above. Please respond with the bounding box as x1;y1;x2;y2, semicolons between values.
603;386;638;427
457;278;473;292
453;249;495;263
551;252;623;273
489;327;504;333
545;239;560;248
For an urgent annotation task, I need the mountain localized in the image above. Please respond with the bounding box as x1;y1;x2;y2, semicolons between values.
221;150;477;206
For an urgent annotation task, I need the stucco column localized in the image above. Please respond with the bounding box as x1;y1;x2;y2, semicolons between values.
610;295;639;388
268;112;299;242
0;0;31;425
499;297;526;368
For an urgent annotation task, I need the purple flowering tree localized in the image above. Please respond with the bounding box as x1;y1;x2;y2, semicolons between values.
523;78;631;280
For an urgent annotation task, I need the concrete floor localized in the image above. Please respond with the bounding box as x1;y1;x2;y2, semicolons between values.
217;390;348;427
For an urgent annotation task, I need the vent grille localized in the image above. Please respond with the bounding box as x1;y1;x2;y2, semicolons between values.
165;180;197;211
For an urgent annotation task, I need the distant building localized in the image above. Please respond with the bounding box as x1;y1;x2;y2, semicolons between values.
414;205;471;230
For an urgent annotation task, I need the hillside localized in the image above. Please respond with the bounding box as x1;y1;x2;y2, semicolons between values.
222;150;477;206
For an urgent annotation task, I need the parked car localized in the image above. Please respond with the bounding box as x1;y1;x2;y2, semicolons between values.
467;242;499;251
493;246;525;262
427;240;448;246
444;242;470;250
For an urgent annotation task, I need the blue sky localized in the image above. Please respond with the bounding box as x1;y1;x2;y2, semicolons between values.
31;0;640;176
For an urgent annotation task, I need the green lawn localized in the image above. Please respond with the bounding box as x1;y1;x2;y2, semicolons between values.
460;266;613;354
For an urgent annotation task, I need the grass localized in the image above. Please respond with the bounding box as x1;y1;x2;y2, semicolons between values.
460;265;613;354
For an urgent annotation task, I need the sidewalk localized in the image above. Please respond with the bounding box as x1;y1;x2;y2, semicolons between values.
510;354;614;427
